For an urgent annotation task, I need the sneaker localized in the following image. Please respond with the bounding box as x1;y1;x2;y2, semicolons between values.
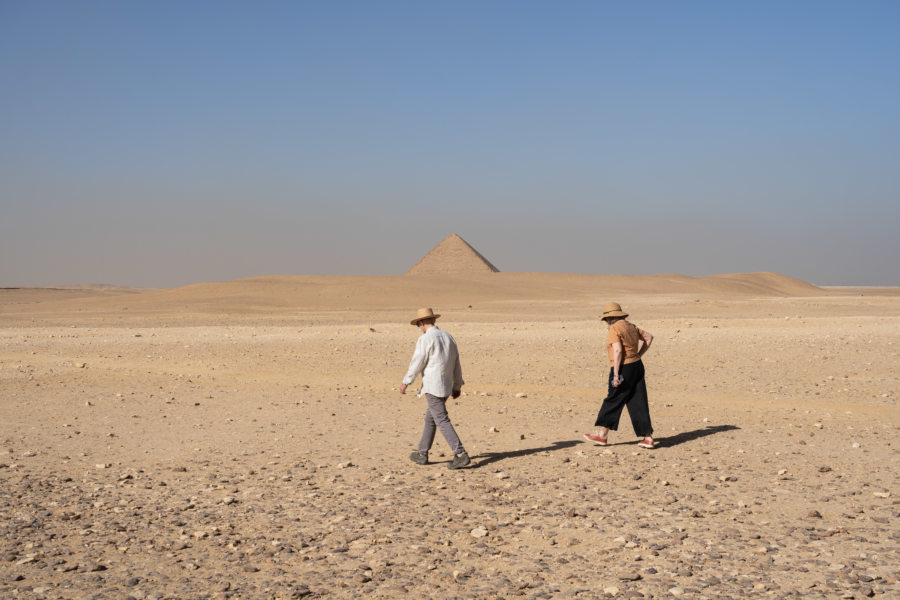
638;438;655;449
409;451;428;465
447;452;471;470
583;432;608;446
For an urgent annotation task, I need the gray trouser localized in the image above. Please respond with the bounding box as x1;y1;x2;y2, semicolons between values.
418;393;465;456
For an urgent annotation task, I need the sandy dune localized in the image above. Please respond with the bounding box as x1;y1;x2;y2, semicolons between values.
0;270;834;321
1;271;898;599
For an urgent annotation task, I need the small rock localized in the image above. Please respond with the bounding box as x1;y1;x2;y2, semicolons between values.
515;393;527;398
470;526;488;538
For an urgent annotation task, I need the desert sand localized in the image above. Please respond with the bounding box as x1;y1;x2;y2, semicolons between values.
1;242;899;599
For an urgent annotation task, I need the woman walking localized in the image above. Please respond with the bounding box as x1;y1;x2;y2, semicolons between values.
584;302;656;449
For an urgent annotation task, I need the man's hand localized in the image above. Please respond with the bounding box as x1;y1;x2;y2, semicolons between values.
451;389;461;399
399;384;408;394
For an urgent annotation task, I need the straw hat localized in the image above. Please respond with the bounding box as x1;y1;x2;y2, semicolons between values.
411;307;441;326
601;302;628;321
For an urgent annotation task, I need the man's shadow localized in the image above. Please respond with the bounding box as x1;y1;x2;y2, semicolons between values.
470;440;581;469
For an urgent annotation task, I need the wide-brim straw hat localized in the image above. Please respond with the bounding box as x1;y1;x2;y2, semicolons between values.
601;302;628;321
411;307;441;326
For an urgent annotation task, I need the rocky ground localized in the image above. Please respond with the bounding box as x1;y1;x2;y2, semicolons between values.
1;289;898;599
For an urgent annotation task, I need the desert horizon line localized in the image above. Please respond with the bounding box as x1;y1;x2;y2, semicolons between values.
5;270;893;292
7;232;890;289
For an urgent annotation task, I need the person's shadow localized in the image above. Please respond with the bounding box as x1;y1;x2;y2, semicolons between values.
590;425;741;448
469;440;581;469
462;426;740;467
654;424;740;447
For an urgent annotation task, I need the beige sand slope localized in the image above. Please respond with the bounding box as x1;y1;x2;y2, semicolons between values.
0;271;834;327
0;236;827;320
405;233;500;275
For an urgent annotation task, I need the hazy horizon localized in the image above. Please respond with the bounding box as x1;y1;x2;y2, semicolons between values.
2;1;899;288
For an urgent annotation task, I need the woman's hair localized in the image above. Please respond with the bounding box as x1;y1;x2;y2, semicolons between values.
605;316;625;324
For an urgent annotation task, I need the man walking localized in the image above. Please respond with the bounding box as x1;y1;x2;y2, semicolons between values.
400;307;470;469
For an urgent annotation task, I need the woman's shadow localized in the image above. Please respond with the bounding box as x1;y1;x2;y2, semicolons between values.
655;424;740;447
467;425;739;468
470;440;581;469
582;425;741;448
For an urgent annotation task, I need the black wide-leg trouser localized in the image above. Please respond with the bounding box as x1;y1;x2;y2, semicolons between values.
594;360;653;437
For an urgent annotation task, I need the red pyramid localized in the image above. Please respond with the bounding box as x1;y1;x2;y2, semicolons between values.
405;234;500;275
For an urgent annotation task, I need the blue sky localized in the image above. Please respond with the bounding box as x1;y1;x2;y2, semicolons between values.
2;1;898;287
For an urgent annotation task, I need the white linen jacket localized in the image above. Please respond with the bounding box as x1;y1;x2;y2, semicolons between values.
402;326;464;398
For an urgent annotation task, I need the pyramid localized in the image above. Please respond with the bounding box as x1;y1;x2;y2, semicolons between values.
405;234;500;275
